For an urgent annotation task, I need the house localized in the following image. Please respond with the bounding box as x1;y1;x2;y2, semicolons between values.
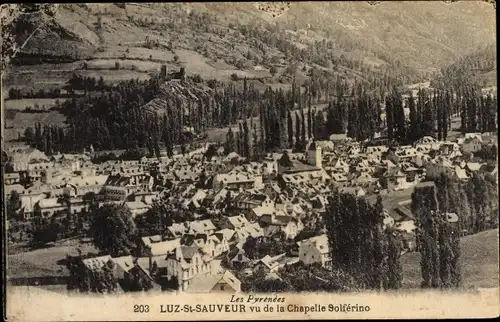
383;168;409;191
165;245;213;291
33;198;67;218
330;172;348;184
207;233;231;258
140;237;181;257
328;158;350;174
365;145;388;159
9;148;49;172
218;214;252;230
125;200;151;217
166;222;190;239
352;171;376;185
462;137;483;154
189;219;217;235
297;234;331;269
394;220;416;234
185;270;241;293
226;245;251;268
254;253;299;274
455;166;470;181
233;222;265;245
182;189;207;210
233;193;274;210
102;174;153;201
258;214;304;239
214;228;237;246
4;173;20;185
338;187;366;197
112;255;135;280
63;175;109;197
464;132;483;143
465;162;483;173
396;147;420;163
212;172;264;191
440;142;461;156
82;255;114;272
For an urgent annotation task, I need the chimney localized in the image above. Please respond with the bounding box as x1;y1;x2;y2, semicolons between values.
148;252;153;273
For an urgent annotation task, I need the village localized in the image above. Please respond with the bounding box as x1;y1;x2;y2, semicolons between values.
4;124;497;293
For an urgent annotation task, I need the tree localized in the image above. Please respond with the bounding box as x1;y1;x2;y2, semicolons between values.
287;110;294;148
224;128;236;154
270;66;277;77
66;256;118;293
391;89;406;144
386;230;403;289
6;191;21;220
307;102;313;139
294;112;302;150
314;109;327;140
412;183;441;288
385;94;394;142
31;217;62;246
89;204;137;257
24;127;35;145
324;191;400;290
412;181;461;289
173;55;179;63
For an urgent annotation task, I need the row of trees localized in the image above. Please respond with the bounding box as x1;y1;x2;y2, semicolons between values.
433;172;498;235
459;90;497;134
8;87;63;100
226;84;496;161
411;169;498;289
411;183;461;288
324;192;403;290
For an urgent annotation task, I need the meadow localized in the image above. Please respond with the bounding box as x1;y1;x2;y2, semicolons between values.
401;229;499;289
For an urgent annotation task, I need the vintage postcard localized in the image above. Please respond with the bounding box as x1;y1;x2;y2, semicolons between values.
2;1;499;321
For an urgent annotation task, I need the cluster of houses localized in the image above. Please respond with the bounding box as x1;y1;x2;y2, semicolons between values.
4;130;497;293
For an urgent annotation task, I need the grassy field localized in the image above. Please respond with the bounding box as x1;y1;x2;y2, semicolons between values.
3;110;67;142
7;238;99;281
86;59;163;72
401;229;499;289
3;98;67;110
92;45;176;62
77;69;152;82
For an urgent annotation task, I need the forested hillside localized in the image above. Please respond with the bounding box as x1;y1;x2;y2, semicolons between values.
431;44;496;90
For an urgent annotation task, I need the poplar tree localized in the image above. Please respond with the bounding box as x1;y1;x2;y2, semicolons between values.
408;92;418;142
294;112;301;150
307;100;313;139
287;109;294;148
385;94;394;142
224;128;236;154
412;183;441;288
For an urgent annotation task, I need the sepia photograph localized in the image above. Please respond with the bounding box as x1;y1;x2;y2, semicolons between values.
1;1;498;320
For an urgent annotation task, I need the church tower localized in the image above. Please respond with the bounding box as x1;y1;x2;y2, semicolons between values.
307;141;322;169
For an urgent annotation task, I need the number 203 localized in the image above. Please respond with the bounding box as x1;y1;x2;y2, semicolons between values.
134;305;149;313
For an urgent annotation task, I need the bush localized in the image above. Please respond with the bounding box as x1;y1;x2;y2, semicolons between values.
230;73;239;81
